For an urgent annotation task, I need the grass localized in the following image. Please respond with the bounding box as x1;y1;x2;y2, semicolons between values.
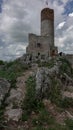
0;60;30;81
31;119;72;130
32;108;55;128
65;118;73;130
37;59;55;68
21;76;44;121
0;58;73;130
49;78;62;106
59;57;73;77
60;97;73;108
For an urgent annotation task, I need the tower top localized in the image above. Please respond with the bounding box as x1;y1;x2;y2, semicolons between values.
41;8;54;21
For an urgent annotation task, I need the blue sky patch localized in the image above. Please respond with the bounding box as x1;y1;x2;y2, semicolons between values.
0;0;3;13
64;0;73;15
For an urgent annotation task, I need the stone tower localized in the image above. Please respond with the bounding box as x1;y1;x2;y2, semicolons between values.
41;8;54;47
26;7;58;60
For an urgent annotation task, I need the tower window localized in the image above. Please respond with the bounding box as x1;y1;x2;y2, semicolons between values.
38;52;40;56
37;43;41;47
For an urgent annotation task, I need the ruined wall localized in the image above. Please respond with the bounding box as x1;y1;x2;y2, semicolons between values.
26;33;51;57
26;8;56;58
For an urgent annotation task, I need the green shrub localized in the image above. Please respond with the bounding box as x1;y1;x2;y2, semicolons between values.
59;57;73;77
65;119;73;130
50;79;62;106
38;108;55;125
0;60;5;65
22;76;44;121
22;76;36;112
0;60;30;81
61;98;73;108
38;59;55;68
21;111;29;121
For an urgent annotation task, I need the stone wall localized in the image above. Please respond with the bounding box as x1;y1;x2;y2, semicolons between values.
41;20;54;47
26;33;51;57
41;8;54;48
26;7;57;59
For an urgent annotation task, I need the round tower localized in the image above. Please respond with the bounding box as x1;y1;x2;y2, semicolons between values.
41;8;54;47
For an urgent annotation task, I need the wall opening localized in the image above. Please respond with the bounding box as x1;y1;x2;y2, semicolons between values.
37;43;41;48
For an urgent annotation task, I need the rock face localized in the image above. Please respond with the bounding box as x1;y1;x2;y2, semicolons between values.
5;70;33;121
35;64;60;98
43;99;73;124
36;61;73;99
62;91;73;99
0;57;73;123
0;78;10;105
4;108;22;121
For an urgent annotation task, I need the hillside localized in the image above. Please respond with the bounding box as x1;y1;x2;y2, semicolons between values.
0;56;73;130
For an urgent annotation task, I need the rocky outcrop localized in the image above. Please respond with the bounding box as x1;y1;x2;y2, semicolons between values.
36;60;73;99
0;57;73;123
36;65;60;98
4;108;22;121
62;91;73;99
4;70;33;121
43;99;73;124
0;78;10;105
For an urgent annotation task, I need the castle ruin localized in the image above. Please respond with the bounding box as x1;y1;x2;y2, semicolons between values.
26;8;58;60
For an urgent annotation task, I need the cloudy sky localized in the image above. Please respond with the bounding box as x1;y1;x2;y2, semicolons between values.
0;0;73;61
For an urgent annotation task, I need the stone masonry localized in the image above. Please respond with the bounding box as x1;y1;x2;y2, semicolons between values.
26;8;58;60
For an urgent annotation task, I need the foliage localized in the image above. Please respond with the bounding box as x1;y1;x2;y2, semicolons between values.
61;97;73;108
65;118;73;130
49;78;62;106
31;114;68;130
49;77;73;108
10;78;17;89
32;108;55;127
59;57;73;77
22;76;36;112
0;60;30;81
0;60;5;65
21;76;44;121
37;59;55;68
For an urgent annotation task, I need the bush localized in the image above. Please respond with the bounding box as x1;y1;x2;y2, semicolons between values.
59;57;73;77
37;59;55;68
0;60;5;65
22;76;44;121
0;60;30;81
22;76;36;112
49;79;62;106
65;119;73;130
61;98;73;108
38;108;55;125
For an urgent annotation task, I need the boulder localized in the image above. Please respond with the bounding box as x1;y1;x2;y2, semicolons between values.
62;91;73;99
4;108;22;121
36;67;51;98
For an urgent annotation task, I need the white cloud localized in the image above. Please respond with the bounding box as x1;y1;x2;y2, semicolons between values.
69;12;73;17
0;0;73;60
56;21;66;29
